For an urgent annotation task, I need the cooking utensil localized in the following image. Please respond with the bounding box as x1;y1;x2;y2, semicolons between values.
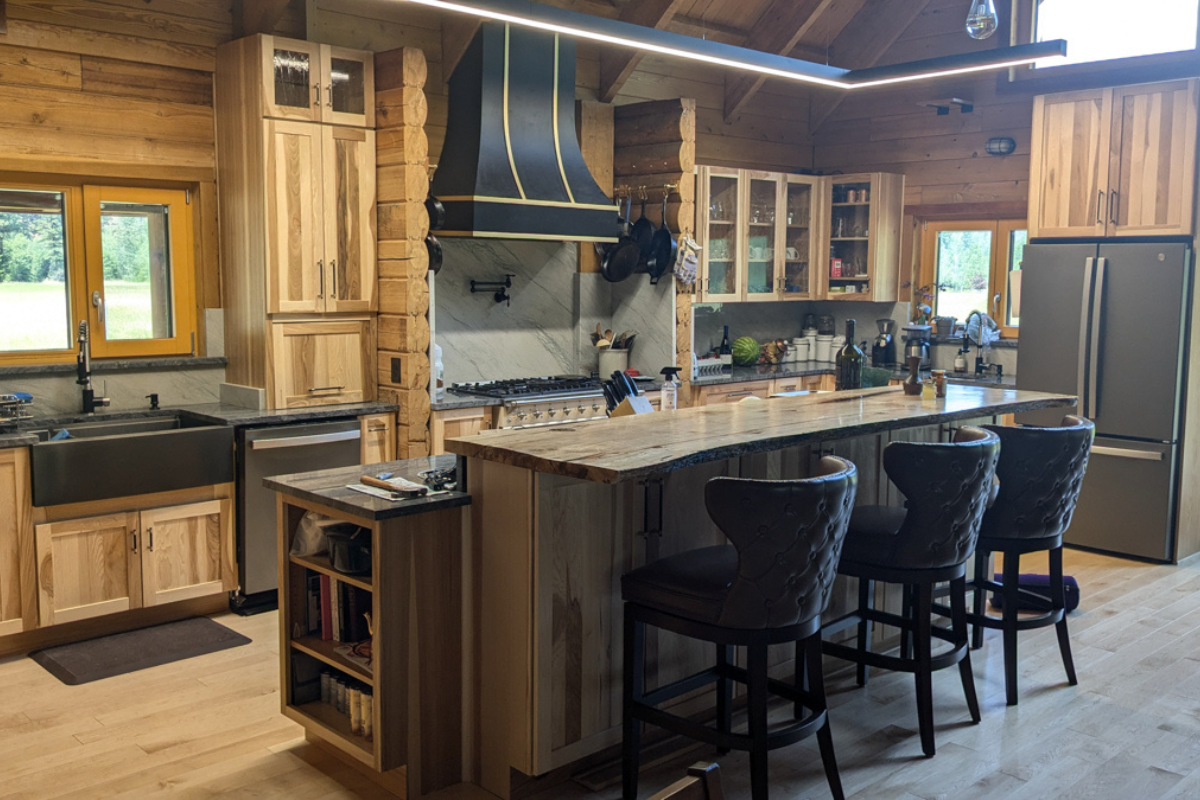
602;196;641;282
647;195;676;285
425;233;443;275
602;381;619;412
613;370;637;399
631;192;656;254
425;194;446;231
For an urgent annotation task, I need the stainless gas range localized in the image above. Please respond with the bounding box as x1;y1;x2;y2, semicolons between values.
448;376;608;429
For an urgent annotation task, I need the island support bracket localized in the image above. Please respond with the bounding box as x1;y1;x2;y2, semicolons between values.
638;476;664;563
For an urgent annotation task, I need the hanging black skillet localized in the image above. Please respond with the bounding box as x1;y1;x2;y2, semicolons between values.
602;195;641;282
425;233;443;275
647;193;677;285
630;190;656;255
425;194;445;231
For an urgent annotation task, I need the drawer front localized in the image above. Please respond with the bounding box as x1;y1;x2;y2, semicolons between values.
272;319;374;408
697;381;772;405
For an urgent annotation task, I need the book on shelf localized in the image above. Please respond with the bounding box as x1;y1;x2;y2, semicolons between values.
306;574;321;636
319;574;333;641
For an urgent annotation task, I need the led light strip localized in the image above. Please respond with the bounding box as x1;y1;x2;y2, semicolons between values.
393;0;1066;90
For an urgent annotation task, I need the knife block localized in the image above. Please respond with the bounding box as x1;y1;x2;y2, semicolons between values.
610;395;655;417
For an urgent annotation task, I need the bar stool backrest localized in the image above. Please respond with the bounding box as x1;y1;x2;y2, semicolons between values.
981;415;1095;541
704;456;857;630
884;427;1000;570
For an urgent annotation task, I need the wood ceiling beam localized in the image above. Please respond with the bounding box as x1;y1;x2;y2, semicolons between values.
235;0;292;37
442;15;482;82
722;0;835;122
597;0;688;103
808;0;935;132
0;0;8;35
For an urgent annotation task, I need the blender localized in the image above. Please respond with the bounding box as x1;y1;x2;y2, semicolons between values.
872;319;896;367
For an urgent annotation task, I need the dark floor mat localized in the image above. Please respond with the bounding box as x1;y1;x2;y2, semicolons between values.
30;617;251;685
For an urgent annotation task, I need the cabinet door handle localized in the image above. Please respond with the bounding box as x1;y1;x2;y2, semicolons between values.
331;260;337;299
309;385;345;393
1097;191;1105;224
147;527;154;552
312;83;320;108
1109;190;1119;225
326;84;333;108
130;529;138;553
317;259;324;299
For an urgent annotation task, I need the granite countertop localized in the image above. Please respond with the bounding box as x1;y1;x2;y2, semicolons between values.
445;385;1077;484
264;454;471;521
432;393;503;412
0;356;226;377
0;431;38;448
691;363;835;387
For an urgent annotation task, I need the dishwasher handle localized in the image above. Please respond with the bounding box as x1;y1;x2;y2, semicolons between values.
249;429;362;450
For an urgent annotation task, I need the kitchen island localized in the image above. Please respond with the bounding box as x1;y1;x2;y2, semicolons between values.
446;385;1076;798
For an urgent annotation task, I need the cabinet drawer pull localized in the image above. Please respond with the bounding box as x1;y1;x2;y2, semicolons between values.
309;385;345;393
367;425;388;432
726;391;755;398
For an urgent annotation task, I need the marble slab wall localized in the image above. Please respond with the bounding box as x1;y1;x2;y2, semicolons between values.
434;239;675;383
3;365;226;416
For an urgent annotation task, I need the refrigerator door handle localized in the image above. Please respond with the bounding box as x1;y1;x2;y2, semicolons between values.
1089;257;1106;420
1078;257;1096;417
1091;445;1164;462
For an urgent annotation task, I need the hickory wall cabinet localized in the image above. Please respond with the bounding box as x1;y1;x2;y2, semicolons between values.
0;448;34;637
217;34;378;410
1029;80;1198;238
825;172;904;302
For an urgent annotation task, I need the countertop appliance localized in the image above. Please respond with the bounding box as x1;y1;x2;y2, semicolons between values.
450;375;608;428
1017;240;1192;561
902;324;932;370
236;419;363;612
872;319;896;367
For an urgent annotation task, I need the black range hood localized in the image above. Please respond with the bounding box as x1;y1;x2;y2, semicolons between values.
431;22;618;242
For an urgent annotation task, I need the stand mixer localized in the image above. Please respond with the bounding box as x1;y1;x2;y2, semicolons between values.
871;319;896;367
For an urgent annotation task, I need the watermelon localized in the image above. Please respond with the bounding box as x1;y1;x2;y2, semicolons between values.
731;336;760;366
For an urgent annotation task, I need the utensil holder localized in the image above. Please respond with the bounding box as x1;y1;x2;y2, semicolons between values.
599;348;629;377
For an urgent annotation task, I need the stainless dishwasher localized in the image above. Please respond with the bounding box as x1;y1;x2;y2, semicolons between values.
236;419;363;612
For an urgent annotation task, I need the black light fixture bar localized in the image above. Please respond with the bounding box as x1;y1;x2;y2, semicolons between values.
393;0;1067;89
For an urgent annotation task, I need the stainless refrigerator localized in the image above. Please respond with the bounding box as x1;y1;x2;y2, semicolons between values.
1017;241;1192;562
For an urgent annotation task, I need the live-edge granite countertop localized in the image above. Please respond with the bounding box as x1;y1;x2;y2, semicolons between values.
446;384;1076;484
264;454;470;521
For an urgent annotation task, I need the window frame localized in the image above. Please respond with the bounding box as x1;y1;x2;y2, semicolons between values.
918;219;1024;340
0;180;197;365
1008;0;1200;90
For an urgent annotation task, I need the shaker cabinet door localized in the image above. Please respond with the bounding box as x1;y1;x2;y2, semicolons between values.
139;500;232;607
261;36;323;123
323;126;377;313
266;120;326;314
0;449;32;636
35;512;142;627
1029;90;1112;238
271;319;374;408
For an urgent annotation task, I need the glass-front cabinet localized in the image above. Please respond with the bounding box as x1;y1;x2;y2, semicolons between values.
696;168;824;302
260;36;374;128
698;167;743;303
824;172;904;302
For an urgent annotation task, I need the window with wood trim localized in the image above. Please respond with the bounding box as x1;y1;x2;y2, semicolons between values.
0;183;196;364
919;220;1025;339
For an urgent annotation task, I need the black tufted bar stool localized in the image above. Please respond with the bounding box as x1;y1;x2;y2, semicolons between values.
822;427;999;758
970;415;1095;706
621;457;858;800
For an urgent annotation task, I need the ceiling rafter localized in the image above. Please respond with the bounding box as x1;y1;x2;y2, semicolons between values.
234;0;292;37
597;0;688;103
722;0;836;122
808;0;936;131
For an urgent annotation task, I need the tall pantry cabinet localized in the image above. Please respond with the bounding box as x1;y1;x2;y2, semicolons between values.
217;35;378;408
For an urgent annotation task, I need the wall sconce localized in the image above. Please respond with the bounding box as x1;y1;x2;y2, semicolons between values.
985;136;1017;156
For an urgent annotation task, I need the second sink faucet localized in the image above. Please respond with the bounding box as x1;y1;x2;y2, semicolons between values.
77;320;110;414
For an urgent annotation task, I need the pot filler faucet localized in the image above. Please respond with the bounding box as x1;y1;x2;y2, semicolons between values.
77;320;110;414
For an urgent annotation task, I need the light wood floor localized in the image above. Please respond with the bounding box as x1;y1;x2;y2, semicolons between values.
2;549;1200;799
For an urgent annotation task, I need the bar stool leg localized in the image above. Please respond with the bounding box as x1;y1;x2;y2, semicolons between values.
914;583;936;757
971;550;988;650
746;641;770;800
951;575;981;723
717;643;733;753
900;584;914;660
856;577;874;687
1050;546;1078;686
806;634;845;800
622;610;644;800
1002;552;1021;706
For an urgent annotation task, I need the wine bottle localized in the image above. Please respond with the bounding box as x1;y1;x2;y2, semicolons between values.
719;325;731;355
836;319;864;390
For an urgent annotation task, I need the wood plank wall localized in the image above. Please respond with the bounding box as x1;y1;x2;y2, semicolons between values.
812;0;1033;209
0;0;304;319
304;0;812;172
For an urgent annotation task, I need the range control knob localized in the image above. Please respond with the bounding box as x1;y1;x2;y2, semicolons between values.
562;407;572;416
516;411;528;420
578;405;587;415
592;403;601;411
533;410;544;419
548;408;558;418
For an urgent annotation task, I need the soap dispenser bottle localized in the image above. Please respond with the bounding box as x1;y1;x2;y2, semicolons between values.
660;366;682;411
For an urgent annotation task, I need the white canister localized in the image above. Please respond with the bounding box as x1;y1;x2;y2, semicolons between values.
815;334;834;363
598;348;629;377
791;337;810;361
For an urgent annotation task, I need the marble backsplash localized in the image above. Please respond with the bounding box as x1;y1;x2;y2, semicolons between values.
434;239;675;384
3;365;226;416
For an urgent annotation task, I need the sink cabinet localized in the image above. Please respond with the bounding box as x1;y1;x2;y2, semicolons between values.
36;497;233;626
0;449;33;636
